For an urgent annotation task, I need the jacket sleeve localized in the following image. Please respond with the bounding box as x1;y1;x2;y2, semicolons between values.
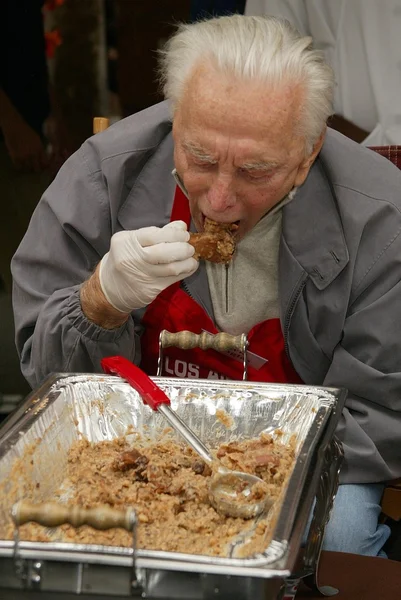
11;143;140;389
323;223;401;484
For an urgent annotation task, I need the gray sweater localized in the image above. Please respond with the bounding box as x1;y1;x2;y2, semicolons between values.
207;191;296;335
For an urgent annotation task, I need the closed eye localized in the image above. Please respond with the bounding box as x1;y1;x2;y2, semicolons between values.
239;168;273;180
192;158;217;168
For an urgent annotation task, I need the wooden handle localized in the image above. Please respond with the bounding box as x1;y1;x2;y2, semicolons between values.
93;117;110;134
12;501;136;532
160;330;247;354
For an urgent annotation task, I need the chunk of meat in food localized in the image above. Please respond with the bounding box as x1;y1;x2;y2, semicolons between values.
113;449;149;480
189;219;238;264
191;459;212;476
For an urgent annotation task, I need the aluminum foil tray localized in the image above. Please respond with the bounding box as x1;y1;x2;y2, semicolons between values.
0;373;346;597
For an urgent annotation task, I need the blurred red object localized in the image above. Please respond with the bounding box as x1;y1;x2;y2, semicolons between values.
44;0;65;11
44;29;62;58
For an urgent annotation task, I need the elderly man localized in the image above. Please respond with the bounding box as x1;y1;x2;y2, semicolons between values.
12;15;401;557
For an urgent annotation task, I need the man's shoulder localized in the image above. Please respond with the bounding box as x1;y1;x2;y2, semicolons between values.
82;101;173;169
321;129;401;208
320;130;401;292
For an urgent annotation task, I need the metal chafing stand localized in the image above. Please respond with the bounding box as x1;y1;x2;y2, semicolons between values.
0;371;346;599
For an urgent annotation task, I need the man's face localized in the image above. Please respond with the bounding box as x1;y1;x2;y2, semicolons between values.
173;65;324;239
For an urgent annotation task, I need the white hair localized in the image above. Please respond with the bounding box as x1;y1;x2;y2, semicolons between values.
158;15;335;153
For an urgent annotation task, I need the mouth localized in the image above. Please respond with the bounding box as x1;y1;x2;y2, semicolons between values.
201;213;241;232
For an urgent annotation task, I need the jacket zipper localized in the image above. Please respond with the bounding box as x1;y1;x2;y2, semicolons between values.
225;264;229;313
181;279;194;300
283;273;308;357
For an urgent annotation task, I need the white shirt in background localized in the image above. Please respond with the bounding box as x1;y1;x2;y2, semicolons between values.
245;0;401;145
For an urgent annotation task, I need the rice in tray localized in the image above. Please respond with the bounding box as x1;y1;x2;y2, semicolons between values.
12;431;296;558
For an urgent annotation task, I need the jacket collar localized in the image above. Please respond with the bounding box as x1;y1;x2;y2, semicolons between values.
282;156;349;290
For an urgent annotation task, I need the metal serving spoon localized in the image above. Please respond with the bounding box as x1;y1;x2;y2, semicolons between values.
101;356;273;519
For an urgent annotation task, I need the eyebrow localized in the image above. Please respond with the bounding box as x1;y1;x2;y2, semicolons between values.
240;160;280;171
182;141;217;163
182;141;280;171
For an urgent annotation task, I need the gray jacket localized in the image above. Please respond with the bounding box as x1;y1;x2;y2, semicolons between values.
12;101;401;484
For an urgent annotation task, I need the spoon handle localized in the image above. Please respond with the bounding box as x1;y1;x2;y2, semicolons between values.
157;403;213;466
101;356;214;466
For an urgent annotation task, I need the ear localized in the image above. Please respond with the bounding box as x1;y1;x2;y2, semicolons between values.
294;127;326;187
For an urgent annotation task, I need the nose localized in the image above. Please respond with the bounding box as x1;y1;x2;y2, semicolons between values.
207;178;236;213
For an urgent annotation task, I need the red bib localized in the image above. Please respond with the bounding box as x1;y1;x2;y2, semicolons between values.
140;187;302;384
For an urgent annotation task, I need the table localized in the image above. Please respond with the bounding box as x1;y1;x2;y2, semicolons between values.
297;551;401;599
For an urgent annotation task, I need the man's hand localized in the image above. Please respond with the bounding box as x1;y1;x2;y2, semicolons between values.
80;221;199;328
99;221;199;313
2;113;49;173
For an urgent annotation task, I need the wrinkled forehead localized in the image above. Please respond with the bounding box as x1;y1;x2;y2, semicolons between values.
173;65;306;160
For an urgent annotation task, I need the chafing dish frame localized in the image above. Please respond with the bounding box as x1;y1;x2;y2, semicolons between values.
0;373;347;599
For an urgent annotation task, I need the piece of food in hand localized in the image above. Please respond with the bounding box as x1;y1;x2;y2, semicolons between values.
189;218;238;264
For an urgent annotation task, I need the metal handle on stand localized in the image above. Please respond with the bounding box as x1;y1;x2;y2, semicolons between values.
11;501;141;593
157;330;249;380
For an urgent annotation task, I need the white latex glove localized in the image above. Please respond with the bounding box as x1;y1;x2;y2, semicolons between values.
98;221;198;312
